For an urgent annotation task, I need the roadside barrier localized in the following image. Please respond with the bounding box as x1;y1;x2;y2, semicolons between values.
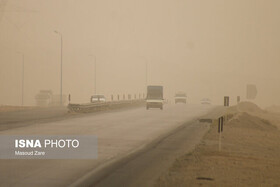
68;99;145;113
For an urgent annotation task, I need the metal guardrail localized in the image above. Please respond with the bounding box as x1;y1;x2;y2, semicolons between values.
68;99;145;113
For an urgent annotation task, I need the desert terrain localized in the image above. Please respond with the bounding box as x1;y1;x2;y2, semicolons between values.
156;102;280;186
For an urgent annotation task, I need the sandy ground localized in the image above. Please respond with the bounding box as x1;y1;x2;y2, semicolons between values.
155;102;280;186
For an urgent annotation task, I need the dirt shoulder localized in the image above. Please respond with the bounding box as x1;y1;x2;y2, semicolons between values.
155;102;280;186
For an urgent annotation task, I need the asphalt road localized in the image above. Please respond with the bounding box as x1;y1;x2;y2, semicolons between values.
0;107;69;131
88;106;225;187
0;104;221;187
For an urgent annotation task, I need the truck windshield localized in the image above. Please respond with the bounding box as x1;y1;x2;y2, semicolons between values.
147;93;162;99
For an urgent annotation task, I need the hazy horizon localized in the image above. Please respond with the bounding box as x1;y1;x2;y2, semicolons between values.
1;0;280;107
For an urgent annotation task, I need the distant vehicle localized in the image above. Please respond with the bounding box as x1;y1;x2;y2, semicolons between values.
146;85;164;110
175;92;187;104
91;94;106;103
35;90;66;106
201;98;211;105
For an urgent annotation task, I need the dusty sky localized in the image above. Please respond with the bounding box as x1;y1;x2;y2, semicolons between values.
0;0;280;107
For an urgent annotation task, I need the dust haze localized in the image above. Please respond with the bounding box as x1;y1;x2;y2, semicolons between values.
0;0;280;107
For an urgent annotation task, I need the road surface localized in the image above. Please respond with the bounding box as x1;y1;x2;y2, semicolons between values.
0;104;220;186
0;107;68;131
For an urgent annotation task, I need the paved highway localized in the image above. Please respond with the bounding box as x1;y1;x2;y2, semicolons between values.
0;106;68;131
0;104;219;186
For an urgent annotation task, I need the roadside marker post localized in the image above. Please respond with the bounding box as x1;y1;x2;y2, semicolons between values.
219;131;221;151
221;116;224;132
218;117;224;133
218;116;224;151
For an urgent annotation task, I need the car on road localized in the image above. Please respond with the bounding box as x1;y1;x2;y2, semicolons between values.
91;94;106;103
174;92;187;104
201;98;211;105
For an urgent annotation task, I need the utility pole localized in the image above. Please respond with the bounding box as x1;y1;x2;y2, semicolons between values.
21;54;24;106
95;56;97;94
54;30;63;106
89;55;97;94
145;62;147;88
17;52;24;106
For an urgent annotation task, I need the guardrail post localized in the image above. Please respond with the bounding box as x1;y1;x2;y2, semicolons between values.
111;95;113;101
123;94;125;100
117;94;120;101
134;94;136;100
